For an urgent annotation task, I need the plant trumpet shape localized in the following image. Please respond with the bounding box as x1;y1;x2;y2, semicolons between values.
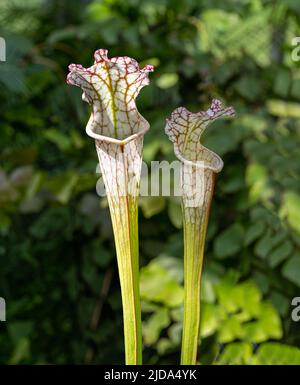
67;49;154;364
165;99;235;364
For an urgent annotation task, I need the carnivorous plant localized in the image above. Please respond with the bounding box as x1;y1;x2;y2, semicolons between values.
67;49;154;364
165;99;235;364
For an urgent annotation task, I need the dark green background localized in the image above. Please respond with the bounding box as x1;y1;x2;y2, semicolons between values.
0;0;300;364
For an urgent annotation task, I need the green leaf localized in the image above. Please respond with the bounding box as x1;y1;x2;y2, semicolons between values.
244;222;265;246
270;291;290;316
273;68;291;97
214;223;244;259
155;255;183;284
241;321;267;343
237;281;262;318
240;301;282;343
257;302;282;341
216;279;261;321
86;0;114;22
143;308;170;345
47;172;79;204
140;197;166;218
170;307;184;322
268;240;293;267
43;129;71;151
200;303;225;338
291;78;300;99
280;192;300;234
218;316;243;343
216;342;252;365
201;273;216;304
253;343;300;365
267;100;300;118
168;322;182;345
246;163;272;202
253;272;269;294
156;73;178;89
222;9;272;67
203;122;243;156
168;198;182;229
24;172;45;204
282;254;300;287
234;76;261;101
254;230;285;259
157;338;174;355
199;10;239;58
140;261;184;307
9;338;30;365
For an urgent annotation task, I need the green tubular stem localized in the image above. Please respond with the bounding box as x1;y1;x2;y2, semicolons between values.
109;195;142;365
181;218;205;364
181;180;214;365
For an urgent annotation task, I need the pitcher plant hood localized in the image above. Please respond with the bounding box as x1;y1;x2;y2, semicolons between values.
67;48;154;142
165;98;235;173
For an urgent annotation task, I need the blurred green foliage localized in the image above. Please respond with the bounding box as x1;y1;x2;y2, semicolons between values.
0;0;300;364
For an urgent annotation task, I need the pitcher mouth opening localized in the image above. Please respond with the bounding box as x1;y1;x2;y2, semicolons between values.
85;123;149;145
173;144;224;173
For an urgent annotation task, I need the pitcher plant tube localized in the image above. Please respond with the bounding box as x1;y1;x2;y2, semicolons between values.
165;99;235;364
67;49;154;364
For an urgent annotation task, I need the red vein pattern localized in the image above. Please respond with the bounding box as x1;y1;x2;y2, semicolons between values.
67;49;154;199
165;99;235;222
165;98;235;168
67;48;154;140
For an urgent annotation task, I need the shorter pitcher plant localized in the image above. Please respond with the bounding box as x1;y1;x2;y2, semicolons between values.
67;49;154;364
165;99;235;364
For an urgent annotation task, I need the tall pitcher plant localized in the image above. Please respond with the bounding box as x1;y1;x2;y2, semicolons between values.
67;49;154;364
165;99;235;364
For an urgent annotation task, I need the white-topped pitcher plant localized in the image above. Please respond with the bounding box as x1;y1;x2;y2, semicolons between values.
67;49;154;365
165;99;235;364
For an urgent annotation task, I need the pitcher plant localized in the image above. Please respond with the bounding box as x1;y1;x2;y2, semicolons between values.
67;49;154;364
165;99;235;364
